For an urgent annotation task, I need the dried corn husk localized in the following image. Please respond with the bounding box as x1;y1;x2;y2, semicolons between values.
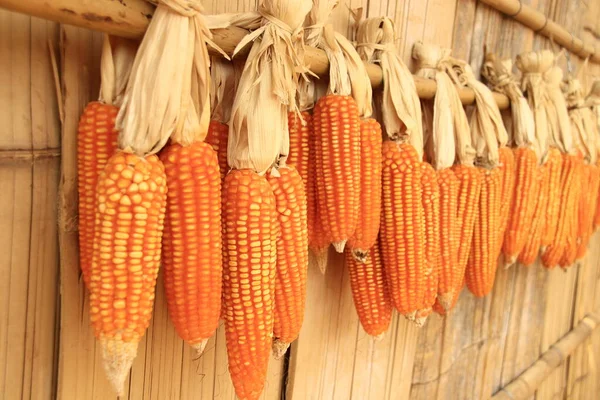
544;66;574;154
585;80;600;146
209;56;237;124
413;42;475;169
303;0;372;118
446;58;506;169
516;50;555;163
116;0;230;154
99;35;138;107
227;0;311;173
564;78;598;164
482;53;537;155
356;17;423;155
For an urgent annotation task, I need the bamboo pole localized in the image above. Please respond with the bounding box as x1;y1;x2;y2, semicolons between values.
0;0;510;109
491;312;600;400
479;0;600;63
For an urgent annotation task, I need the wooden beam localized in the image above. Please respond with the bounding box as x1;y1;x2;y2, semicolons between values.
479;0;600;63
491;312;600;400
0;0;510;109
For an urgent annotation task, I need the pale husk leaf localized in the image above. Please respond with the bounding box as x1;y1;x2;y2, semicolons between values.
544;66;573;153
356;17;423;156
227;0;312;173
117;2;218;155
445;58;504;168
516;50;555;163
99;35;138;107
209;56;236;123
565;78;598;164
481;53;537;154
413;42;475;168
585;80;600;154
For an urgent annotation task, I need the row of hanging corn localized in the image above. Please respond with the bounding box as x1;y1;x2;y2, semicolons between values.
75;0;600;399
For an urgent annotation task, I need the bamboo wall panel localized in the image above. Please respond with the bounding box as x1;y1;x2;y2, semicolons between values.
2;0;600;399
0;9;60;399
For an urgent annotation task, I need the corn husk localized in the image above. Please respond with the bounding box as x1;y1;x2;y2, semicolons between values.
116;0;230;155
585;80;600;154
482;53;537;156
413;42;475;169
516;50;555;163
564;78;598;164
446;58;506;169
99;35;138;107
544;66;574;154
209;56;237;123
227;0;311;174
356;17;423;156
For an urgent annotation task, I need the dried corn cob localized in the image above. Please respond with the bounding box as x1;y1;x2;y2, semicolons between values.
518;162;548;266
267;166;308;358
575;163;599;260
560;158;584;267
160;142;222;354
541;148;564;248
349;118;383;261
497;147;516;255
436;168;460;310
222;169;277;399
380;140;426;321
466;167;501;297
287;111;311;185
345;238;392;337
313;94;361;252
90;151;167;394
451;164;482;297
433;277;464;316
541;154;581;267
205;120;229;180
417;163;440;320
595;157;600;230
502;147;539;264
78;102;119;288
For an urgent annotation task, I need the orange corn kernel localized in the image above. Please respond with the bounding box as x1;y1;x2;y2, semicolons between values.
497;147;516;255
518;161;549;266
466;167;501;297
287;111;311;185
78;101;119;288
160;142;222;353
267;166;308;356
380;141;426;320
222;169;277;400
205;120;229;180
313;94;361;252
345;239;393;336
541;148;563;248
349;118;383;261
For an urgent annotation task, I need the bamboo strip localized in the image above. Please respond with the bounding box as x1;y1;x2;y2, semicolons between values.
491;312;600;400
0;148;61;164
0;0;511;109
479;0;600;63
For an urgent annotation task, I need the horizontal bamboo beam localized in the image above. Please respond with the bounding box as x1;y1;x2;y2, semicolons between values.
491;311;600;400
0;0;511;109
479;0;600;63
0;148;61;164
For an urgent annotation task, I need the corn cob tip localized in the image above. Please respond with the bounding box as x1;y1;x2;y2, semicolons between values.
100;337;138;397
503;255;517;269
437;293;454;312
332;240;347;253
272;340;290;360
405;310;428;327
310;248;328;274
191;340;209;357
373;333;385;342
351;249;369;263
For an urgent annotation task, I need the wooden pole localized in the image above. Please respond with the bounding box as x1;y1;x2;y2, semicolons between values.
0;0;510;109
491;312;600;400
479;0;600;63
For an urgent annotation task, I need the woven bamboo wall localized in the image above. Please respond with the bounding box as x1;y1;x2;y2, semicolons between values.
2;0;600;399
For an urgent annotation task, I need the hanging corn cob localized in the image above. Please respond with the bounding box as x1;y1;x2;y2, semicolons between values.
413;42;478;311
308;0;373;254
225;1;311;398
444;58;505;297
356;18;428;324
344;238;393;337
78;36;137;289
481;54;538;265
564;77;599;264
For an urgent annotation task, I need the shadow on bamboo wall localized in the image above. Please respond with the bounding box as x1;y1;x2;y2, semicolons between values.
2;0;600;399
